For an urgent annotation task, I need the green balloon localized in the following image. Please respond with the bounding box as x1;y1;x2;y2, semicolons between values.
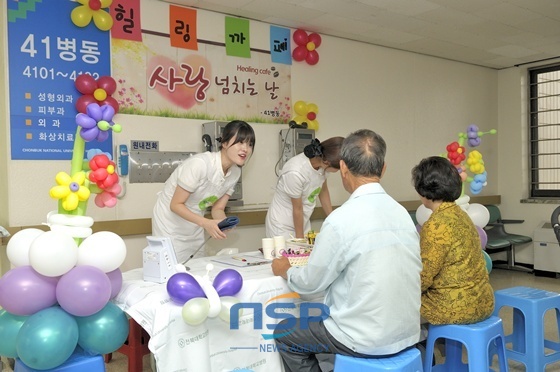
75;302;129;355
182;298;210;326
0;309;28;358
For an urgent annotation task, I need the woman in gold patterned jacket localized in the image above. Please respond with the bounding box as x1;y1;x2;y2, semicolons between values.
411;156;494;325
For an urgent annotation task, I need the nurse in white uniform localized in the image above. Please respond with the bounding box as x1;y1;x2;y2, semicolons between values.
152;120;255;263
265;137;344;239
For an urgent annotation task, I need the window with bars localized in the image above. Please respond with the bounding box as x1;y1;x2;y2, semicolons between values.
529;64;560;198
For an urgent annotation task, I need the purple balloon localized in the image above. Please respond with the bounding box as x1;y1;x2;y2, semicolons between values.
167;273;205;305
476;225;488;249
106;268;123;299
213;269;243;296
56;265;111;317
416;224;422;234
0;266;59;316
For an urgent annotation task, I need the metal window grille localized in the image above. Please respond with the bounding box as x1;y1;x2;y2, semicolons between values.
529;64;560;198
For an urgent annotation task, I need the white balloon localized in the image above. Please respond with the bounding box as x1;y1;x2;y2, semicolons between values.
416;204;433;226
466;203;490;228
219;296;241;323
77;231;127;272
29;231;78;277
455;195;471;211
7;228;44;267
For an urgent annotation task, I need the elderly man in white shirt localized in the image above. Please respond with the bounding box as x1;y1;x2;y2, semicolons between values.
272;129;422;372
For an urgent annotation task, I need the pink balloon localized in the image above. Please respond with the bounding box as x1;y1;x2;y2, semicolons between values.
306;50;320;65
167;273;206;305
293;29;308;46
106;268;123;299
56;266;111;317
0;266;59;316
97;76;117;95
308;33;322;48
292;45;308;62
212;269;243;296
476;226;488;249
75;74;97;95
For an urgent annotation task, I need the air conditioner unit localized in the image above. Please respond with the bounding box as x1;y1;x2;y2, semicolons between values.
533;221;560;275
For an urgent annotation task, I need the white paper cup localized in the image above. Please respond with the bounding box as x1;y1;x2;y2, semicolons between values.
262;238;275;259
273;235;286;258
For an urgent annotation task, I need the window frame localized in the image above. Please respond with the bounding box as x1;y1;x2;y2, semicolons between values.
529;64;560;198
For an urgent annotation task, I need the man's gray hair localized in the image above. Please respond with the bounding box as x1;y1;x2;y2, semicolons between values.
341;129;386;177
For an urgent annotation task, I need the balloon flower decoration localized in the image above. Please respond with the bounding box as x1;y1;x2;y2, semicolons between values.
292;100;319;130
0;74;128;370
71;0;114;31
292;29;322;66
167;265;244;326
415;124;497;268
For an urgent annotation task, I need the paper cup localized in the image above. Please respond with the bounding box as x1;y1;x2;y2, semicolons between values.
273;235;286;257
262;238;275;259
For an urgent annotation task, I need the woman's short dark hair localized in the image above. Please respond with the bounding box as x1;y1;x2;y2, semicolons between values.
219;120;256;150
411;156;462;202
341;129;386;177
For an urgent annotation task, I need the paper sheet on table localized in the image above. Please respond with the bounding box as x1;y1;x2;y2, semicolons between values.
210;253;271;267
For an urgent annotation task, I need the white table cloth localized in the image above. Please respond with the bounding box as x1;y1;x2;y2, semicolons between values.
113;252;322;372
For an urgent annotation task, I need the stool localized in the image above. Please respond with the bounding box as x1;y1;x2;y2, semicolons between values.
15;347;104;371
334;347;423;371
104;318;150;372
493;286;560;371
423;315;508;372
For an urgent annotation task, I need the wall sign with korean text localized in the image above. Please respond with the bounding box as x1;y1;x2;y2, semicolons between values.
7;1;112;160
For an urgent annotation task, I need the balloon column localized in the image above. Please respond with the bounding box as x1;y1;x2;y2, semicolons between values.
444;125;497;196
0;74;129;370
167;265;244;326
292;29;322;65
292;100;319;130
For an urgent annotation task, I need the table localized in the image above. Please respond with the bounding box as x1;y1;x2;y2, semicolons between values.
113;252;322;372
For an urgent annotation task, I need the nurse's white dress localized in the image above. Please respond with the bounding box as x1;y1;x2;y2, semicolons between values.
152;151;240;263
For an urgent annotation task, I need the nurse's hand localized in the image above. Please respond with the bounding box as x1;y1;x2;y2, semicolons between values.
202;219;227;240
271;256;291;280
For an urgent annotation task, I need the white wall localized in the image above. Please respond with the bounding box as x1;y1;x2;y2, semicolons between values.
2;2;502;270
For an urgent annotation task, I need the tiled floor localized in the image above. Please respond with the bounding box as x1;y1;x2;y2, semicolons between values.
2;268;560;372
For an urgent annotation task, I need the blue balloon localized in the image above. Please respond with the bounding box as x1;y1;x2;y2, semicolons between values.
482;250;493;273
16;306;78;370
0;309;28;358
75;302;129;355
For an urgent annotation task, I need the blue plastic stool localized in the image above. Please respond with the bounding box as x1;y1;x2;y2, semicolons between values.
423;316;508;372
334;347;423;371
493;286;560;371
15;348;105;372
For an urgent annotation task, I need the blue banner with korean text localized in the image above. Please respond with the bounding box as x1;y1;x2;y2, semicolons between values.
270;26;292;65
7;0;112;160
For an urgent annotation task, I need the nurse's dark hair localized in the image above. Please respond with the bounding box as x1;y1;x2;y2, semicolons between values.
304;137;344;170
218;120;256;150
341;129;386;177
411;156;462;202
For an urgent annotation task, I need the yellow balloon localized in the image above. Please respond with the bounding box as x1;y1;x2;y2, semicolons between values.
62;193;79;211
55;172;72;186
71;8;93;28
294;101;307;116
76;186;91;201
182;298;210;326
307;103;319;114
294;115;307;125
50;185;70;199
94;88;107;101
93;11;114;31
307;120;319;130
